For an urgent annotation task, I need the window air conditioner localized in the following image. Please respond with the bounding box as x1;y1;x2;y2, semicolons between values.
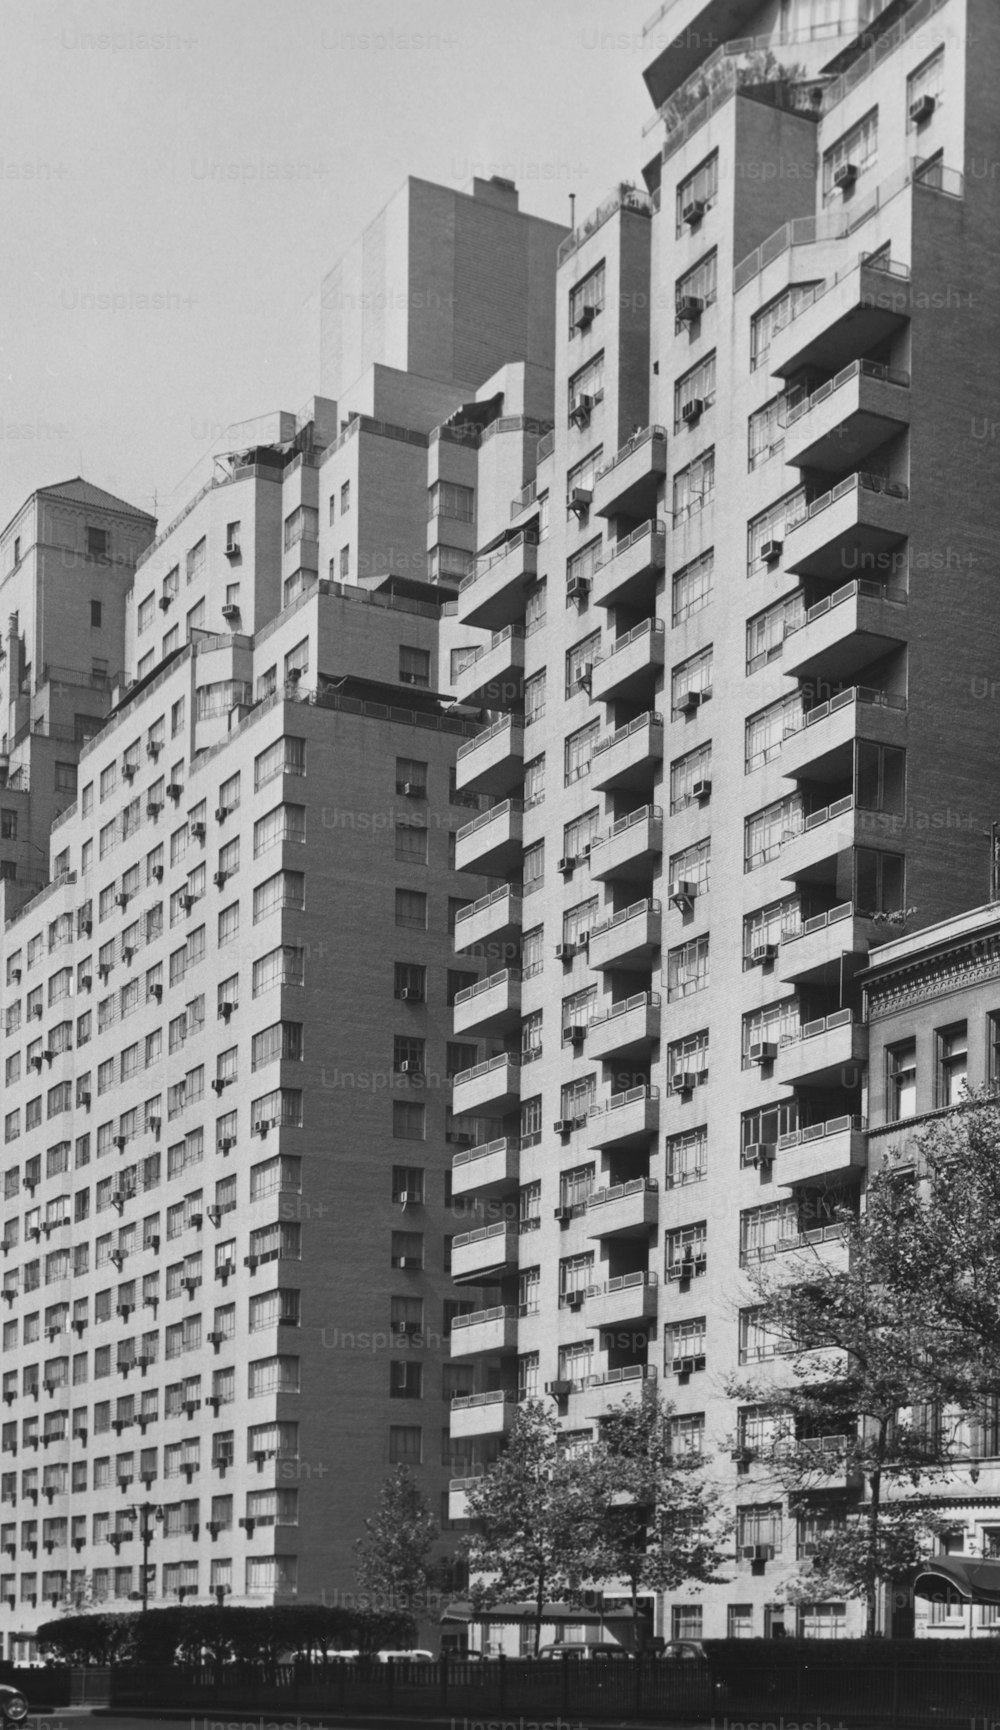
675;296;704;323
680;398;704;424
682;198;706;226
748;1042;777;1065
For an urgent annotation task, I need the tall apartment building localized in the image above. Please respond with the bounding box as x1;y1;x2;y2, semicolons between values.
0;178;566;1657
446;0;1000;1645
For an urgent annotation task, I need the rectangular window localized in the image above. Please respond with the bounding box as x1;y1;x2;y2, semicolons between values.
399;646;431;688
675;250;717;322
671;645;713;716
674;353;716;431
744;794;803;872
564;720;599;786
854;848;904;916
746;593;805;672
855;741;905;814
670;743;712;813
907;48;944;125
823;107;878;201
672;449;714;522
567;351;604;418
394;889;427;929
676;151;718;234
751;287;820;371
667;936;709;1001
427;482;474;523
569;261;606;334
254;736;305;792
888;1040;917;1121
748;394;787;471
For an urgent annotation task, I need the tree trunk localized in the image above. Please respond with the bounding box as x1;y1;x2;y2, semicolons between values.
866;1420;888;1638
534;1564;545;1658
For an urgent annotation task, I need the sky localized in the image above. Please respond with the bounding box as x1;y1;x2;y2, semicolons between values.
0;0;657;535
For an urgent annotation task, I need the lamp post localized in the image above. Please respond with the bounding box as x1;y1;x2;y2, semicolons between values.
126;1502;163;1612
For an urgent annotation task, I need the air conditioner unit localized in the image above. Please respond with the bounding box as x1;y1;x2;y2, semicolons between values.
575;663;593;689
669;878;697;906
677;689;702;714
760;538;783;564
750;942;778;964
909;93;936;125
676;1356;697;1374
148;985;163;1002
553;1206;570;1222
115;892;129;909
180;893;195;911
554;943;572;961
123;948;135;965
191;821;206;839
400;781;425;798
671;1071;696;1094
29;1056;42;1073
152;864;164;881
567;1293;584;1310
675;295;704;322
212;1079;230;1096
147;1117;161;1135
744;1143;774;1167
166;783;183;801
833;162;858;189
576;931;590;950
122;762;137;782
286;667;303;684
566;576;591;600
244;1254;259;1271
221;604;240;621
568;487;593;515
32;1005;44;1019
553;1119;574;1135
80;918;93;936
748;1042;777;1065
573;303;597;331
682;197;707;226
113;1134;127;1151
146;741;162;759
219;1137;235;1153
80;977;93;994
557;855;576;875
213;870;229;888
753;1544;774;1561
563;1024;587;1045
146;801;163;817
680;397;704;424
569;393;594;426
215;807;230;822
691;778;711;802
225;538;241;559
78;1092;91;1108
158;596;172;612
399;987;423;1002
399;1060;423;1076
396;1256;420;1269
9;970;20;984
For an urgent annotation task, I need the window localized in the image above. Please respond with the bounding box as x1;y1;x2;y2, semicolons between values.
936;1024;968;1107
748;394;787;471
87;527;109;560
566;538;601;596
675;250;717;321
751;287;820;371
427;482;474;523
399;647;431;688
670;742;712;813
823;107;878;201
745;695;802;771
744;793;803;871
388;1426;422;1465
672;1605;704;1641
741;1000;799;1068
661;1119;705;1190
676;151;718;233
672;450;714;521
667;936;709;1001
523;842;544;896
736;1504;782;1554
567;351;604;417
254;735;305;790
392;1101;425;1141
669;837;710;896
665;1316;706;1373
395;821;428;864
524;670;546;725
888;1041;916;1120
283;506;318;551
855;741;905;814
569;260;605;332
674;353;716;430
389;1361;422;1400
564;720;599;785
252;945;304;997
565;632;601;697
253;871;304;923
671;645;713;716
854;848;904;916
566;446;604;498
728;1605;754;1640
395;889;427;930
907;48;944;125
746;593;805;672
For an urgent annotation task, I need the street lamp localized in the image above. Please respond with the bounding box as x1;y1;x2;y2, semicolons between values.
125;1502;164;1612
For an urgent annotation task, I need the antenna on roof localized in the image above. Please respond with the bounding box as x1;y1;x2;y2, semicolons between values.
569;194;576;229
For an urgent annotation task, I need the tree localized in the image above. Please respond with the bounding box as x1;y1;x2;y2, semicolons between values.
587;1393;731;1642
462;1402;602;1656
729;1194;956;1636
354;1464;439;1620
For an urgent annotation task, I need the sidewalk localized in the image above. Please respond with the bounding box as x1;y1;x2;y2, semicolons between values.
94;1708;712;1730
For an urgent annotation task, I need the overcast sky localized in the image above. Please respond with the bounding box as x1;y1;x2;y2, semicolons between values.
1;0;655;535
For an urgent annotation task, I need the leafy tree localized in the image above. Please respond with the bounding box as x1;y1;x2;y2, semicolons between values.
729;1189;956;1636
35;1611;137;1666
462;1402;602;1656
354;1464;439;1618
587;1392;731;1641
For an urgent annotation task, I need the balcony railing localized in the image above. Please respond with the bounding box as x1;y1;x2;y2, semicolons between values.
591;804;662;851
451;1135;518;1171
450;1390;517;1412
509;482;537;520
456;797;523;842
591;897;660;940
460;532;538;595
782;901;855;943
784;359;911;428
584;1270;658;1299
557;184;654;266
777;1114;866;1153
452;1222;513;1255
782;792;854;845
453;1052;521;1090
456;718;524;763
782;684;907;739
594;425;666;484
583;1363;657;1392
593;618;666;667
450;1305;519;1335
595;519;665;572
592;712;663;761
742;1219;850;1265
786;471;909;536
783;577;907;638
454;885;521;930
456;625;526;670
588;1083;659;1122
588;1177;658;1211
588;990;660;1031
779;1007;857;1049
454;968;521;1009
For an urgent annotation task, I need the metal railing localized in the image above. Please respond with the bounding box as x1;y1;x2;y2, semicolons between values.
784;358;910;428
589;991;660;1030
595;518;665;570
455;625;526;675
593;617;665;667
450;1304;518;1333
786;470;909;537
557;184;654;266
451;1134;518;1171
587;1177;658;1210
590;804;662;854
509;480;537;519
783;577;907;637
592;711;664;760
454;968;521;1008
594;424;666;485
452;1220;516;1253
461;530;538;593
456;797;523;843
780;1007;858;1050
778;1113;866;1151
584;1270;659;1298
588;1083;659;1120
784;684;907;740
591;897;661;939
450;1389;517;1410
782;900;856;943
454;885;521;928
456;717;524;763
453;1052;521;1090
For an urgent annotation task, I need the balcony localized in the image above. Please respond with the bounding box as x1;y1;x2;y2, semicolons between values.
452;1054;521;1118
451;1221;519;1285
453;969;522;1037
591;620;666;704
587;1085;660;1151
784;361;911;475
593;425;667;519
590;713;664;792
587;992;661;1063
509;478;540;531
450;1390;518;1439
776;1010;867;1088
455;799;523;875
742;1219;851;1275
793;1435;863;1495
781;686;907;783
452;626;525;710
784;472;909;582
453;885;523;955
458;533;539;631
782;579;908;684
775;1115;867;1188
593;521;666;609
780;795;858;887
583;1271;658;1331
587;1178;659;1239
454;717;525;796
768;257;911;381
450;1136;519;1202
779;902;878;987
589;898;661;972
450;1305;519;1358
589;805;663;882
581;1364;657;1421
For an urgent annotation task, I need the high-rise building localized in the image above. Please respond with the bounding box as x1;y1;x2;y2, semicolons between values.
446;0;1000;1645
0;180;564;1657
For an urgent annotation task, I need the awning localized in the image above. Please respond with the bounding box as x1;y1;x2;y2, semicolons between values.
913;1557;1000;1606
441;1600;649;1625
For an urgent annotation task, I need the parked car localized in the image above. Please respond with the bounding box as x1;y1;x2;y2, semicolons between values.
376;1649;434;1664
0;1687;28;1723
536;1642;633;1660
